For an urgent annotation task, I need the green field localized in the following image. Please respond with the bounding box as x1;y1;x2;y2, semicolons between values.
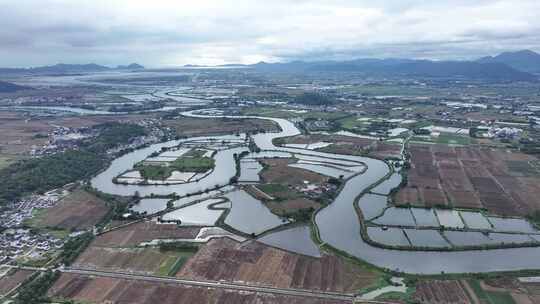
0;154;20;170
171;156;214;172
241;106;348;120
467;280;516;304
412;132;474;145
506;160;540;177
157;243;199;276
157;254;193;276
24;208;71;239
138;155;215;180
337;116;372;130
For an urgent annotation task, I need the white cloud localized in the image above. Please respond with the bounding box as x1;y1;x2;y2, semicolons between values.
0;0;539;67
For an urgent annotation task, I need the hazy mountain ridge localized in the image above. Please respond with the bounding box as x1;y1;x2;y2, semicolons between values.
0;50;538;81
477;50;540;73
0;80;30;92
250;56;536;81
0;63;144;75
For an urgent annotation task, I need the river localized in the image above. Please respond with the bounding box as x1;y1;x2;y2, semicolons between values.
92;109;540;274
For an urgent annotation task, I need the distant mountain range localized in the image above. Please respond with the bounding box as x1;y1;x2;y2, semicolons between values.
0;63;144;75
0;80;29;92
249;59;534;81
247;52;540;81
477;50;540;74
1;50;540;81
183;50;536;82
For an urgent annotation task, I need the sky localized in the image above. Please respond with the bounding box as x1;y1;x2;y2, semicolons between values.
1;0;539;67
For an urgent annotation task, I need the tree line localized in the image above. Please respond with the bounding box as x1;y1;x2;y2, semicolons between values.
0;123;146;205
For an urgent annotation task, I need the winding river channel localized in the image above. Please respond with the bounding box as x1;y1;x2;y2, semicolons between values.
92;110;540;275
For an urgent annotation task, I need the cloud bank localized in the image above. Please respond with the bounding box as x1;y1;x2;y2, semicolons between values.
1;0;539;67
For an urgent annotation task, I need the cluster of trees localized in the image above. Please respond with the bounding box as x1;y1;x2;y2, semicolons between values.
0;123;146;205
519;139;540;155
158;241;199;252
83;122;145;154
109;100;165;113
293;92;334;106
95;192;133;225
413;128;431;135
284;207;315;222
137;156;215;180
248;138;261;153
0;150;103;204
59;232;94;266
15;270;60;304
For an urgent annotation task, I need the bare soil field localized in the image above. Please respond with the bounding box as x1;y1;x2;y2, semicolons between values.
256;159;324;214
0;153;23;170
394;187;421;205
419;188;448;207
479;278;537;304
92;221;199;247
177;238;379;293
49;273;350;304
282;134;372;146
0;112;50;155
266;198;321;214
0;111;152;155
413;280;472;304
164;117;278;137
260;158;327;185
32;190;109;231
281;134;401;159
395;144;540;216
73;246;185;275
0;269;34;296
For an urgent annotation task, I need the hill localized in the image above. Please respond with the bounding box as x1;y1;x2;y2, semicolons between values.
252;58;536;81
116;63;145;70
0;63;144;75
0;80;29;92
477;50;540;73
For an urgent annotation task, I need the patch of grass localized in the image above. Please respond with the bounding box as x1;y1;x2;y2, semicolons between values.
19;251;57;268
257;183;301;201
0;154;20;170
358;274;392;295
24;208;49;228
437;133;473;145
46;229;71;240
257;183;289;194
467;279;516;304
183;149;207;158
138;165;174;180
337;116;371;130
167;256;188;276
506;160;540;177
24;209;70;240
157;244;198;276
412;132;473;145
138;156;215;180
157;255;180;276
241;107;347;121
171;156;214;172
374;291;409;301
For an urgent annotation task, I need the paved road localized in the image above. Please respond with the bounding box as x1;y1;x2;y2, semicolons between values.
1;264;395;303
63;267;357;302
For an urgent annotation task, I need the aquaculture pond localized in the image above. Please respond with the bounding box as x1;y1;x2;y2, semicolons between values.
161;198;229;226
257;225;321;257
223;190;287;235
91;110;540;274
130;198;170;214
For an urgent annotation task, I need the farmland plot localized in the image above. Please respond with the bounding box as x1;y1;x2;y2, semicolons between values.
176;238;379;293
396;144;540;216
49;273;351;304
